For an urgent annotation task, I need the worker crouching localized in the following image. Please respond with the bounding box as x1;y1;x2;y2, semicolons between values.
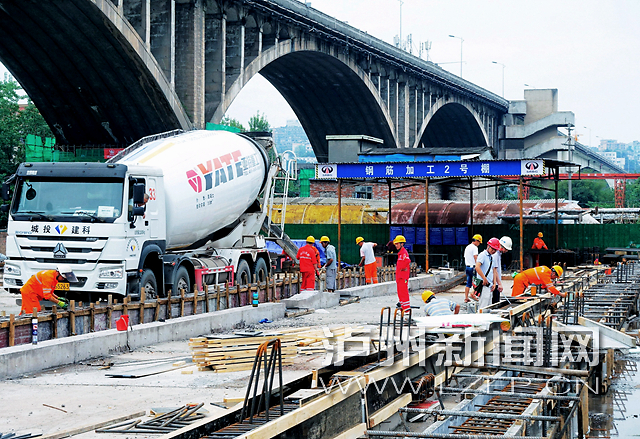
20;264;77;315
512;265;566;298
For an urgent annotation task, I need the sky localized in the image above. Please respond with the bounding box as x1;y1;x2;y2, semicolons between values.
2;1;638;145
224;0;640;146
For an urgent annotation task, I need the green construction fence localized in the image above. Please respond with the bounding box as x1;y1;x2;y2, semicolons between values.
284;223;639;267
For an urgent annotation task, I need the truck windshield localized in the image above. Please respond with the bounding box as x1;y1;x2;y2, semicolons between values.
12;178;124;222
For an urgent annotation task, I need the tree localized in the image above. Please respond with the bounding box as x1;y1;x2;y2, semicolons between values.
248;111;271;132
558;179;613;207
220;116;245;132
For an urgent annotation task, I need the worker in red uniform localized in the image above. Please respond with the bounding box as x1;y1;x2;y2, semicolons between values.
296;236;320;291
394;235;411;311
20;264;77;315
531;232;548;267
511;265;565;297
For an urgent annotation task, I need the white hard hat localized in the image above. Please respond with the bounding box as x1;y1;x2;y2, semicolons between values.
499;236;513;251
57;264;78;282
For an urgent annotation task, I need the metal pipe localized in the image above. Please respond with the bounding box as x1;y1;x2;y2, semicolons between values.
451;373;583;385
425;178;429;271
398;407;560;421
365;431;550;439
338;180;342;268
519;176;524;271
437;387;580;401
469;177;473;237
448;362;589;377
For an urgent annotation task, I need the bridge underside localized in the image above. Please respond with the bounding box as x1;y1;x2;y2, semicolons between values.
260;52;395;162
420;102;488;150
0;0;184;146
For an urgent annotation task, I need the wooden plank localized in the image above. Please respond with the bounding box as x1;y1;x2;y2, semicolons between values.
107;295;113;329
38;410;147;439
368;393;412;428
154;298;160;322
9;314;15;347
69;300;76;336
204;284;210;313
180;289;185;317
193;286;198;315
51;305;58;339
89;303;95;332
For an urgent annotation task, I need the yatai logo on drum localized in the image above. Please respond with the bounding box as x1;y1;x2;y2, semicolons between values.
186;150;244;193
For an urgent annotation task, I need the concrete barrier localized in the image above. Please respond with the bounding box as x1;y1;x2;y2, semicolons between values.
0;302;285;380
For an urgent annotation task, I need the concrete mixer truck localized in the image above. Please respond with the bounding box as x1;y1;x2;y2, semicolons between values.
2;129;296;301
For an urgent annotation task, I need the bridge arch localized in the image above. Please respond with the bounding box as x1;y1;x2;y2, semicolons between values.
0;0;191;146
415;99;489;150
216;43;397;162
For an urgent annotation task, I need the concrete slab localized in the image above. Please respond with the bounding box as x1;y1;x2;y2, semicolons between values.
282;291;340;310
0;302;285;380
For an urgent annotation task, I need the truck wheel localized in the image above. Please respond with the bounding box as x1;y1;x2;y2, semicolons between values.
236;260;251;286
253;258;269;284
140;269;159;299
173;266;191;296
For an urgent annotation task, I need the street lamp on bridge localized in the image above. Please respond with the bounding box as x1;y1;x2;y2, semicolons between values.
448;35;464;77
492;61;505;98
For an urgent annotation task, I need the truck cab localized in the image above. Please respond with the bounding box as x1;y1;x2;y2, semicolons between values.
3;162;166;301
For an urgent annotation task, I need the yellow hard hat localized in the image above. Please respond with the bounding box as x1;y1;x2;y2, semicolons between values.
422;290;435;302
356;237;364;244
538;232;543;238
472;234;482;243
320;236;330;242
306;235;315;243
393;235;406;244
552;265;563;277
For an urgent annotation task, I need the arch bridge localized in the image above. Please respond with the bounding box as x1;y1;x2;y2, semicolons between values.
0;0;508;159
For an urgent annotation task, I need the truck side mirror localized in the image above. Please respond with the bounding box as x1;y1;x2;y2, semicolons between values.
132;206;145;217
0;204;8;213
1;183;10;201
133;183;146;205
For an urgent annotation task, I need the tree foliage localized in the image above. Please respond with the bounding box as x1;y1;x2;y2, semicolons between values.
0;78;52;178
220;116;245;132
248;111;271;132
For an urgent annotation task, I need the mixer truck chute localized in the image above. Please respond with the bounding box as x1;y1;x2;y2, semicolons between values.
3;130;294;301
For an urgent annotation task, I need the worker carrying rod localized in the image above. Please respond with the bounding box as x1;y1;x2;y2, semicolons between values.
511;265;566;298
19;264;77;315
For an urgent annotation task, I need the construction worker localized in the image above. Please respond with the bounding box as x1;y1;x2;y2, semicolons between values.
320;236;337;292
492;236;513;303
296;236;320;291
474;237;500;309
422;290;460;316
20;264;77;315
531;232;548;267
463;234;482;302
511;265;566;297
393;235;411;311
356;237;378;284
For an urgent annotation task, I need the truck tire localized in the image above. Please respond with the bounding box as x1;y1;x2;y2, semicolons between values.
140;269;159;299
253;258;269;284
173;266;191;297
236;259;251;286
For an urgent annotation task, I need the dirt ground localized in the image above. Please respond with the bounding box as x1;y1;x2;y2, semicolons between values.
0;280;513;438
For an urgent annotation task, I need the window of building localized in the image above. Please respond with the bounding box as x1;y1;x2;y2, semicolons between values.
354;185;373;199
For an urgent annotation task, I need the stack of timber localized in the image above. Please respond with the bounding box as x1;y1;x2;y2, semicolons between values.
190;325;369;372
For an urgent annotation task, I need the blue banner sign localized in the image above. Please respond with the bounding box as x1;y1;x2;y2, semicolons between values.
315;159;545;179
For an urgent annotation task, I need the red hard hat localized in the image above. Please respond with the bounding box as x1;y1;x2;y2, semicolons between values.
487;237;501;250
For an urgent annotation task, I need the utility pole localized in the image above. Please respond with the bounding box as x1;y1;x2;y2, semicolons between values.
563;123;574;201
398;0;404;50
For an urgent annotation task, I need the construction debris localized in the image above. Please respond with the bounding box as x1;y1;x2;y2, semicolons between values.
96;403;205;434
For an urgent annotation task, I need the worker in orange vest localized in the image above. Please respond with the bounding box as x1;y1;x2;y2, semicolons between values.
511;265;565;297
296;236;320;291
531;232;548;267
20;264;78;315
